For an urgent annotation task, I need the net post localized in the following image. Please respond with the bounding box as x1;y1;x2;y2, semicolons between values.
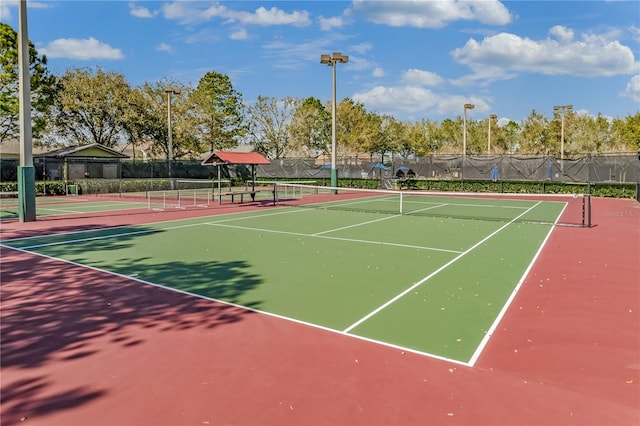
587;194;592;228
581;195;585;227
399;192;403;215
272;183;277;205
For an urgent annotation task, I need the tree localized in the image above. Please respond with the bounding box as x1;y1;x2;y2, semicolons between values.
246;96;300;159
133;81;206;160
437;118;461;154
47;67;132;147
570;113;608;154
409;119;444;156
610;112;640;152
369;115;407;163
122;82;170;161
465;119;487;155
191;71;245;152
289;97;330;157
501;120;521;154
518;110;552;155
336;98;372;157
0;22;57;143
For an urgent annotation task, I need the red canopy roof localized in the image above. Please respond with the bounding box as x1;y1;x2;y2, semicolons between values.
201;150;270;166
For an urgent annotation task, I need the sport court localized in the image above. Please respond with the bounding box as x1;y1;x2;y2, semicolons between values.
2;188;573;365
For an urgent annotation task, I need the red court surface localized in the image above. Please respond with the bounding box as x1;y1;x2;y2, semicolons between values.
1;196;638;425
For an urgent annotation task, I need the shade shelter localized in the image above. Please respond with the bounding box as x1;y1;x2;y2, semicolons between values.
201;150;270;195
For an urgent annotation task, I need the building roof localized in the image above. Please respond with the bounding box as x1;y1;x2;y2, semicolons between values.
41;143;129;159
0;139;49;158
201;150;270;166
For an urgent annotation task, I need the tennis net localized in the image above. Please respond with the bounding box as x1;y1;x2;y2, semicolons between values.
176;179;231;191
273;183;592;227
146;189;212;210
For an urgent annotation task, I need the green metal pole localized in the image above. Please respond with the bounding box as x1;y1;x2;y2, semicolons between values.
331;60;338;193
18;166;36;222
18;0;36;222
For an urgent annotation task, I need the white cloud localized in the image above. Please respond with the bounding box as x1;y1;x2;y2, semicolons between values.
630;25;640;43
450;65;516;87
349;42;373;55
129;2;157;18
353;86;439;114
348;0;512;29
622;75;640;103
319;15;345;31
234;7;311;27
230;28;248;40
184;29;223;45
1;0;49;20
549;25;574;44
402;69;445;86
40;38;124;60
451;27;637;82
156;43;172;52
353;85;489;117
0;3;11;20
163;3;311;27
372;67;385;77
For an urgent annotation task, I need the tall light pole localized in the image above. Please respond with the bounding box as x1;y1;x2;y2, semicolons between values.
165;87;180;184
487;113;497;154
553;104;572;172
463;103;475;159
18;0;36;222
320;52;349;191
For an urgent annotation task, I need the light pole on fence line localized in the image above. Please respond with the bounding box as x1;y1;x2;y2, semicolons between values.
18;0;36;222
487;114;497;155
320;52;349;192
165;87;181;185
553;104;572;172
463;103;474;178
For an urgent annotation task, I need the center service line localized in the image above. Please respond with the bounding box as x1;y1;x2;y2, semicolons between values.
342;201;543;333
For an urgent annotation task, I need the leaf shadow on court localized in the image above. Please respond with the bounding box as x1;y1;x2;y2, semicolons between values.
0;242;264;425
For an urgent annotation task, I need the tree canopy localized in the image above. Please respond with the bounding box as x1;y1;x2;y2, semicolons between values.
0;22;57;143
2;23;638;160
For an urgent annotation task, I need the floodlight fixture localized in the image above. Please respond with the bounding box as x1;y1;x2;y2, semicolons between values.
320;52;349;191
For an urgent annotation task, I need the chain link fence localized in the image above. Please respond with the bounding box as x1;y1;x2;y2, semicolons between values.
2;153;638;193
254;154;639;184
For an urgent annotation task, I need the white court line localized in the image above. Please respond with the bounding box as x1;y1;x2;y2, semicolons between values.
342;201;543;334
1;244;470;367
466;201;569;367
1;204;303;244
37;207;87;214
13;207;313;249
312;203;449;236
404;198;530;210
17;222;206;250
2;200;561;367
312;213;401;236
205;222;462;254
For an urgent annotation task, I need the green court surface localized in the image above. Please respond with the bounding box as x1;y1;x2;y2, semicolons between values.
1;198;565;365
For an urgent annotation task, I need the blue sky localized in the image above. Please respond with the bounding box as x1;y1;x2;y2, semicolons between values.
1;1;639;125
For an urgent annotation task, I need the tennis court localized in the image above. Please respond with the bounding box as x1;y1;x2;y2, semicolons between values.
2;187;574;365
1;186;638;425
